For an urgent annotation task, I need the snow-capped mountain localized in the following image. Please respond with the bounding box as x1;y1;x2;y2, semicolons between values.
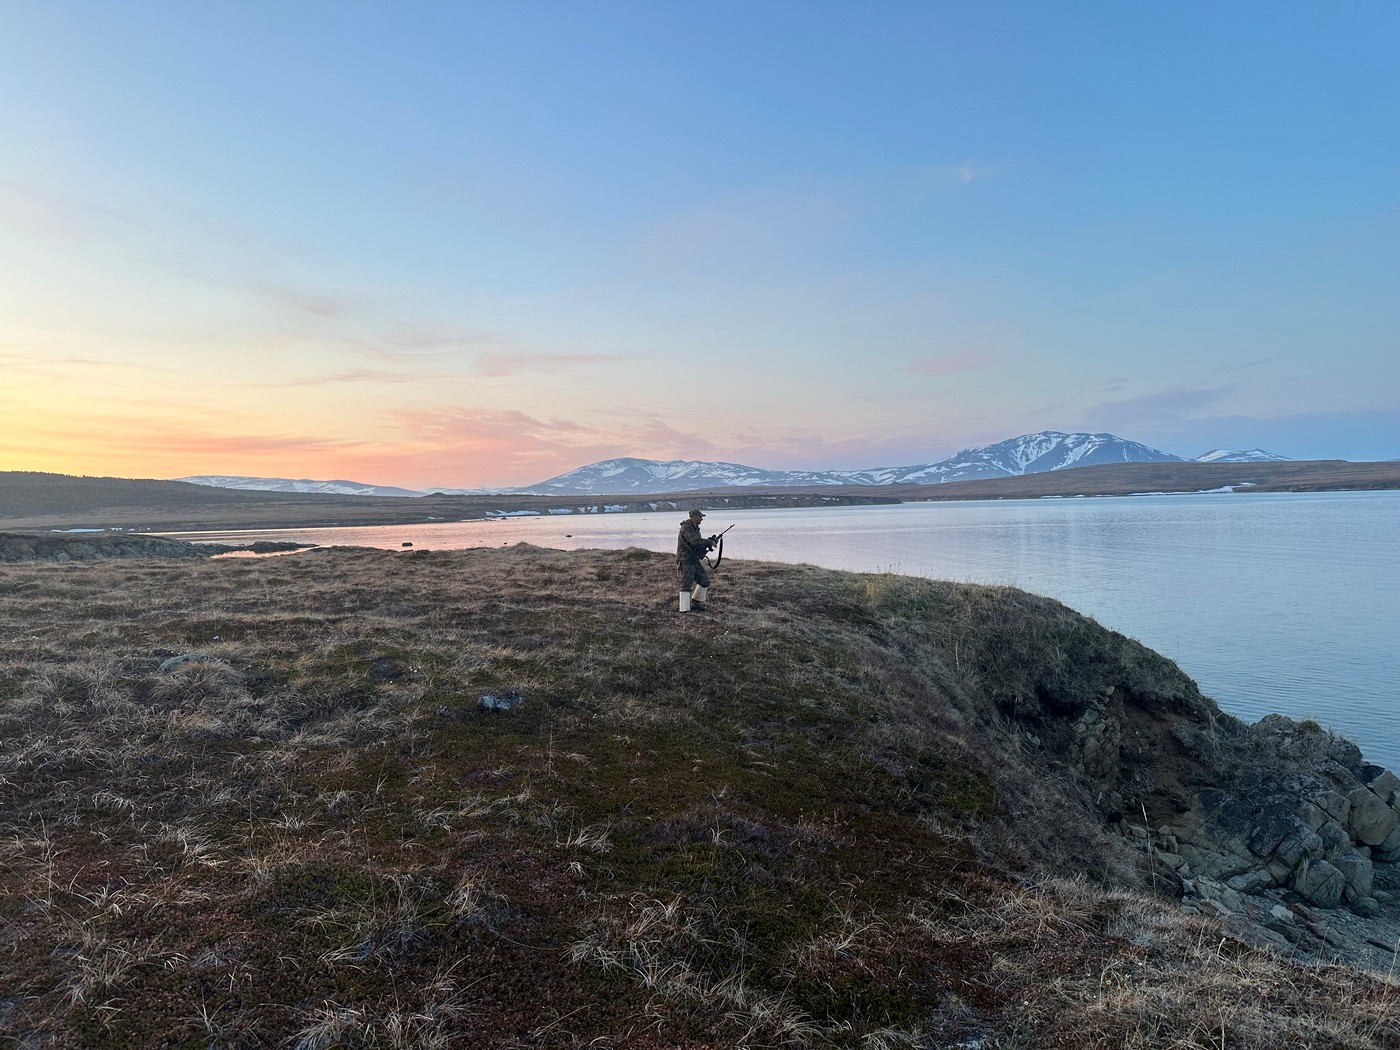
856;431;1184;486
176;475;426;498
526;433;1187;495
522;458;857;495
1191;449;1290;463
177;434;1285;500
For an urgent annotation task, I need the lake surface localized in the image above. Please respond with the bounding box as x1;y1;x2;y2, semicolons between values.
170;490;1400;771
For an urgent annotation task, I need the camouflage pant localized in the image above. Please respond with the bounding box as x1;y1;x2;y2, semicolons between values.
679;560;711;590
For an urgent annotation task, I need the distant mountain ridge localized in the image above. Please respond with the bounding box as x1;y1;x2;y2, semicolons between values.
524;432;1201;495
177;475;425;498
1192;449;1291;463
170;434;1294;498
518;458;857;494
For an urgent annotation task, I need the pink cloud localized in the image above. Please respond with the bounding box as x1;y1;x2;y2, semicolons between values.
384;406;719;488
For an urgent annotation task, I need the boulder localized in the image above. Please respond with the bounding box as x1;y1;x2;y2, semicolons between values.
1175;843;1252;881
1316;817;1352;855
1292;858;1346;908
1225;869;1274;894
1193;877;1244;913
1152;848;1185;871
1345;786;1400;846
1358;767;1400;807
479;690;524;713
1248;801;1313;860
1312;788;1351;825
1375;824;1400;864
1275;825;1327;871
1334;852;1373;904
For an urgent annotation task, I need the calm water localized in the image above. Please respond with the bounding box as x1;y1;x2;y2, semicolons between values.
171;491;1400;771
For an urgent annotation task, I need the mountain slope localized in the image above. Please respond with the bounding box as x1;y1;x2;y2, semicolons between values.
1192;449;1291;463
153;435;1284;499
0;471;352;517
859;431;1183;485
528;432;1185;494
178;474;425;498
521;456;857;494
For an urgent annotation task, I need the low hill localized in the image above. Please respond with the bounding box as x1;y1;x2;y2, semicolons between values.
1;546;1397;1047
0;471;352;515
0;472;897;531
834;458;1400;501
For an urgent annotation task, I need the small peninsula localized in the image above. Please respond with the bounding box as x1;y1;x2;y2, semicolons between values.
1;544;1397;1047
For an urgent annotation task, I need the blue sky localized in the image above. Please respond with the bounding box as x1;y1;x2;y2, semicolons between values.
2;1;1396;487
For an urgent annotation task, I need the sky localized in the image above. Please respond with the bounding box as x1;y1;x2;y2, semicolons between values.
2;1;1397;490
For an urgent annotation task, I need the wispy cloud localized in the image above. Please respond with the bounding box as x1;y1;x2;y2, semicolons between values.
2;180;530;372
0;349;161;380
474;352;627;378
327;325;518;363
0;180;128;247
904;351;999;377
1217;357;1273;373
1070;383;1239;432
946;160;1010;185
247;282;364;319
250;369;432;388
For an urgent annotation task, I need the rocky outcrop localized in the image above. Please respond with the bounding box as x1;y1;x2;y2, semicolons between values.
0;531;228;563
1119;718;1400;918
969;610;1400;966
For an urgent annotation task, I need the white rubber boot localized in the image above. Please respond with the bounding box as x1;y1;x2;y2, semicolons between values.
693;586;708;604
679;589;691;613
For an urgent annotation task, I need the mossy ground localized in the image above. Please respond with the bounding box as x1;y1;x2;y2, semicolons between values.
1;545;1396;1047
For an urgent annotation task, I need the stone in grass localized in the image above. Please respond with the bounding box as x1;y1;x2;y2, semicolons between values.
158;653;226;674
479;690;524;713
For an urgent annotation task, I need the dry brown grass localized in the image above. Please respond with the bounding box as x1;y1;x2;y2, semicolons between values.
0;545;1396;1047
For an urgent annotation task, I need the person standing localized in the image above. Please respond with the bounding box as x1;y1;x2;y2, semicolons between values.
676;508;717;612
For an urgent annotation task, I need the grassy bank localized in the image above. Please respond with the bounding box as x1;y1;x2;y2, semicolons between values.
1;546;1395;1048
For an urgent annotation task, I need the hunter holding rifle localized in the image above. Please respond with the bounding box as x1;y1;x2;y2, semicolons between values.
676;509;729;612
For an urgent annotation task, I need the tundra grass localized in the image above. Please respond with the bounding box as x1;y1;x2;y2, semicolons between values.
0;545;1395;1048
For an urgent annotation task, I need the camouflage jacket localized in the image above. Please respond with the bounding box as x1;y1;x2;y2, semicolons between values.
676;520;713;565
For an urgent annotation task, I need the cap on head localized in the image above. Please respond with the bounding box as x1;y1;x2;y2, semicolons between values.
689;508;705;519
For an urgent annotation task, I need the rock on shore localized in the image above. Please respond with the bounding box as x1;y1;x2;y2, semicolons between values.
0;531;224;563
1003;658;1400;965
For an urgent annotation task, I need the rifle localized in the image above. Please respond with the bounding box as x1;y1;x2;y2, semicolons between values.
707;523;735;569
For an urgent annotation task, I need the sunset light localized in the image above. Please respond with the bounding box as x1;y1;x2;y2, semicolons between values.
2;3;1396;487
